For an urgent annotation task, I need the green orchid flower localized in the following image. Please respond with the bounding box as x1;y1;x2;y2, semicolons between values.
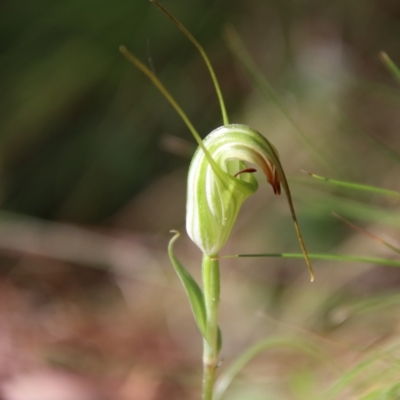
186;124;280;257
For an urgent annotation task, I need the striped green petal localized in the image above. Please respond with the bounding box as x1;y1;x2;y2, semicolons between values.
186;124;280;256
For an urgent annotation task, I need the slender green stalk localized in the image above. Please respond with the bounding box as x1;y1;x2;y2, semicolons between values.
219;253;400;268
119;45;224;179
151;0;229;126
304;171;400;198
202;254;220;400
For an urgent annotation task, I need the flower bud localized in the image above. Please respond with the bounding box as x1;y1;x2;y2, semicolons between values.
186;124;281;256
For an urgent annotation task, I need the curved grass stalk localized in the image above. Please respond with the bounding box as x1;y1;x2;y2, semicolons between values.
321;342;400;400
150;0;229;126
119;45;224;182
347;291;400;316
214;337;327;400
224;26;342;177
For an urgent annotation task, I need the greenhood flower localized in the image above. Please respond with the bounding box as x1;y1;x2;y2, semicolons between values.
186;124;282;256
119;22;313;281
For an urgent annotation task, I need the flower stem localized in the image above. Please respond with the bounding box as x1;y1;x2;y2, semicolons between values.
202;254;220;400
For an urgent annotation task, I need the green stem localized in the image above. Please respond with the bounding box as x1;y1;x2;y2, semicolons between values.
202;254;220;400
150;0;229;126
119;45;227;183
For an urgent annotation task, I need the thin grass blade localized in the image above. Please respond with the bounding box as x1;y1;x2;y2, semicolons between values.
333;212;400;255
304;171;400;198
381;52;400;85
214;337;324;400
220;252;400;268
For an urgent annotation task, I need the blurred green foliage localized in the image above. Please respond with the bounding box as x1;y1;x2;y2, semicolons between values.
2;1;400;398
0;0;242;221
1;0;400;224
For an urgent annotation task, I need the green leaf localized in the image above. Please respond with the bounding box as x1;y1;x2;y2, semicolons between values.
168;230;207;338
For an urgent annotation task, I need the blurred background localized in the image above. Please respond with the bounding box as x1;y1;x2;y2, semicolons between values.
2;0;400;399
